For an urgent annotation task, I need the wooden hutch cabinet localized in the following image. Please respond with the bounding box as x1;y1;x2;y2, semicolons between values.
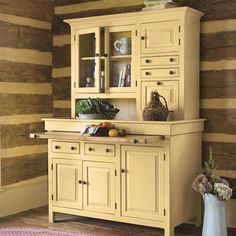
31;7;204;236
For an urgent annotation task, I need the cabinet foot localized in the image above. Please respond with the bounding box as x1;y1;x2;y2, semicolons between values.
164;227;175;236
49;212;55;223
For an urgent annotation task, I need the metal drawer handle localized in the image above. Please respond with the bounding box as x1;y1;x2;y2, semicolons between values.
78;180;83;184
169;70;175;75
145;59;151;63
121;169;126;173
169;58;174;62
55;145;60;150
88;147;94;151
105;148;110;153
145;71;150;76
141;36;145;40
71;146;77;151
157;81;162;86
133;139;138;144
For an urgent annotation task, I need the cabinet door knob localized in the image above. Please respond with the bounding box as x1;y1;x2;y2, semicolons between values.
95;53;99;57
71;146;76;151
121;169;126;173
103;53;108;57
145;59;151;63
141;36;145;40
78;180;83;184
145;71;150;76
105;148;110;153
88;147;93;151
157;81;162;86
169;58;174;62
169;70;174;75
82;181;87;185
55;145;60;150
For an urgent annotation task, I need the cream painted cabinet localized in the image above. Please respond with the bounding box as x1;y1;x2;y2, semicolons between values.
83;161;116;214
52;159;83;209
121;146;165;221
141;21;180;54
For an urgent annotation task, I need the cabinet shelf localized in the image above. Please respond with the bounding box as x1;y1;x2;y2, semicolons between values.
110;55;132;60
80;56;106;60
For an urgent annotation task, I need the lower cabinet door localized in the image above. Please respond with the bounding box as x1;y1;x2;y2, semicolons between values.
83;161;116;214
121;146;165;221
52;159;82;209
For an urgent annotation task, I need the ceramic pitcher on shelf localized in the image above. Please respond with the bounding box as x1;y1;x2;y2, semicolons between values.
114;37;131;55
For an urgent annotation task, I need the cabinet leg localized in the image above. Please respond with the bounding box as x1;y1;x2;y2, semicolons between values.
49;211;55;223
164;226;175;236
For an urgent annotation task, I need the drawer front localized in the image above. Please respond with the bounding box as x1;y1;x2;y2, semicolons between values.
141;81;179;111
141;68;179;79
84;143;115;157
52;141;80;154
141;56;179;67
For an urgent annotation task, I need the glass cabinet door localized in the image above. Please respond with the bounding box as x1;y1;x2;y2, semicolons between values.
106;25;136;92
75;27;100;93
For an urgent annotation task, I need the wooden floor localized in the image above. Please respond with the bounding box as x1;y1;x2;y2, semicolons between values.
0;206;235;236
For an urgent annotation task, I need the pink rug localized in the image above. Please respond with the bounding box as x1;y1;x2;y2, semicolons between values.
0;227;96;236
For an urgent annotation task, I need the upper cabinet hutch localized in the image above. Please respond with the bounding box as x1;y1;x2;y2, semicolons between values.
32;7;204;236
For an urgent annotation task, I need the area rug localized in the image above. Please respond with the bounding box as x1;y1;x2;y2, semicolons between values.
0;227;96;236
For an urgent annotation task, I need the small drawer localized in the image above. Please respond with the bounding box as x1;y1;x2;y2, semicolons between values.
141;68;179;79
84;143;115;157
52;141;80;154
141;56;179;66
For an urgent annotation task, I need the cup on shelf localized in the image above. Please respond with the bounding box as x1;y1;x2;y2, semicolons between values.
114;37;131;55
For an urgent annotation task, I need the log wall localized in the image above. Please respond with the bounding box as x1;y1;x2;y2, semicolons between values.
52;0;236;198
0;0;53;186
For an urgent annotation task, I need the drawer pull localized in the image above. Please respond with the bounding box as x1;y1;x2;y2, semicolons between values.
169;70;175;75
121;169;126;173
145;59;151;63
55;145;60;150
145;71;150;76
141;36;145;40
157;81;162;86
133;139;138;144
169;58;174;62
78;180;83;184
71;146;77;151
88;147;94;151
105;148;110;153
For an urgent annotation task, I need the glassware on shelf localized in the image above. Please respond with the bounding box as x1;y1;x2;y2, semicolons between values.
100;71;105;93
85;77;94;87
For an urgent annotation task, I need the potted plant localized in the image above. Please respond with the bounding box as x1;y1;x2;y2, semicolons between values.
192;147;233;236
75;98;120;120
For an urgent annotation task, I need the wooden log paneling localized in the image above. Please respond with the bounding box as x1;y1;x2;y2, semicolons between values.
201;109;236;134
200;70;236;99
52;77;71;100
1;122;47;149
176;0;236;21
0;61;51;83
1;153;48;186
0;94;52;116
201;47;236;62
53;5;143;35
52;45;70;68
201;31;236;50
0;0;54;22
0;21;52;52
53;108;71;118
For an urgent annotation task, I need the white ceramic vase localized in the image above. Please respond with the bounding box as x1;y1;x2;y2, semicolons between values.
202;193;228;236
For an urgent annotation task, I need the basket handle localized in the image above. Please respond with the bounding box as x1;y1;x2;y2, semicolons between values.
159;94;169;111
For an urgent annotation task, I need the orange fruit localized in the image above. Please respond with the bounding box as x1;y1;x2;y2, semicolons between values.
108;129;119;137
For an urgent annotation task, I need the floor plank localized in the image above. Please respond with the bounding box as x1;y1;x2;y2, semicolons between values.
0;206;235;236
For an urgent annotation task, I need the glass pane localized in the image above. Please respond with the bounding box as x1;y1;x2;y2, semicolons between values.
110;59;131;88
79;33;96;88
79;60;95;88
110;31;131;56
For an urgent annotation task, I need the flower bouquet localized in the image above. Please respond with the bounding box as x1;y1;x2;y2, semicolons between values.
192;147;233;236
